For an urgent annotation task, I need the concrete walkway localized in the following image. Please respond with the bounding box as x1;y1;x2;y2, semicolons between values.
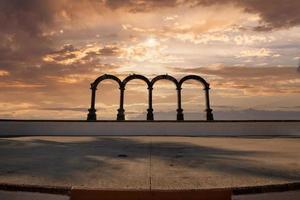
0;136;299;190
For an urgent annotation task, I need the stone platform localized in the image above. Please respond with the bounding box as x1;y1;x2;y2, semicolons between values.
0;136;299;190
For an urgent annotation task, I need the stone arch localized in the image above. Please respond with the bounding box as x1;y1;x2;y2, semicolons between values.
150;75;179;120
87;74;213;121
87;74;123;121
92;74;122;90
178;75;209;89
122;74;151;120
123;74;151;87
150;74;179;88
178;75;213;121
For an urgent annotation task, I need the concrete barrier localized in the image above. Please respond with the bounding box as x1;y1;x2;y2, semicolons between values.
0;120;299;136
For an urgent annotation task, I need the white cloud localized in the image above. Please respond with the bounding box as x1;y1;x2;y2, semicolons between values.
234;35;275;45
237;48;273;58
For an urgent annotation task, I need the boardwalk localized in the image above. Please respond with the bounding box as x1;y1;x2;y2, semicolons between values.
0;136;299;189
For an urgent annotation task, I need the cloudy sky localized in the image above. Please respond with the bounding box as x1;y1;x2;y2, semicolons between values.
0;0;299;120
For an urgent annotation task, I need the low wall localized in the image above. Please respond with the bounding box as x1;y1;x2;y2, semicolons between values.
0;120;299;136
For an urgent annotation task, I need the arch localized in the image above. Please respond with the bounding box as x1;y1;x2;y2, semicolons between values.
87;74;123;121
87;74;213;121
150;75;179;120
179;75;209;89
122;74;151;120
122;74;151;88
92;74;122;89
150;74;179;88
178;75;213;121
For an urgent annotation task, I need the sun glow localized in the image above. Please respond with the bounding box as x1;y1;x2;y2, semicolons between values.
144;37;159;47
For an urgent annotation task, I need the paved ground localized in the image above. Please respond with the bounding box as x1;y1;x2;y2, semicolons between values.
0;136;299;190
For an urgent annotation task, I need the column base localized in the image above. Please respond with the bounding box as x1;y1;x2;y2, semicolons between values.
117;108;125;121
206;108;214;121
177;109;184;121
87;108;97;121
147;108;154;120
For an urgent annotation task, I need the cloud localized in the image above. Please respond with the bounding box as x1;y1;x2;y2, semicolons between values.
174;66;300;95
0;81;46;88
103;0;300;30
123;24;278;45
42;43;124;65
233;35;275;45
43;44;97;65
103;0;179;12
41;107;87;112
237;48;275;58
0;0;110;68
191;0;300;31
0;70;9;77
121;7;243;45
1;0;300;39
99;45;121;56
0;0;57;36
0;0;299;120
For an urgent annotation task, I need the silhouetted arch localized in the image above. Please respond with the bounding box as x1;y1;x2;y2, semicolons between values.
122;74;151;120
122;74;151;88
150;75;179;120
150;74;179;88
87;74;213;121
87;74;123;121
92;74;122;89
179;75;209;89
178;75;213;121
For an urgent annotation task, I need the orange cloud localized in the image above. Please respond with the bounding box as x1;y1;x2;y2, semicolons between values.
0;70;9;76
173;66;300;95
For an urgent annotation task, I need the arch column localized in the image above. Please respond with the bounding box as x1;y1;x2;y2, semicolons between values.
204;86;214;121
176;87;184;120
117;85;125;121
147;86;154;120
87;86;97;121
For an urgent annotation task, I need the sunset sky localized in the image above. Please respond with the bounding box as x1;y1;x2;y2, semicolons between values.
0;0;299;120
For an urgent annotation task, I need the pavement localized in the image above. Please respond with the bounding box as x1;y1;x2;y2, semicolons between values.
0;136;299;190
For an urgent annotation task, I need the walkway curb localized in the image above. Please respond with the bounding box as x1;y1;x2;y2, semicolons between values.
1;182;300;198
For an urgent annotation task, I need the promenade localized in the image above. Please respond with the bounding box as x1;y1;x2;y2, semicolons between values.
0;136;299;189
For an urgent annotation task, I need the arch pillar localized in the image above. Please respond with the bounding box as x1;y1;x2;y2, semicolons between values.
147;85;154;120
117;85;125;121
87;86;97;121
204;86;214;121
176;87;184;121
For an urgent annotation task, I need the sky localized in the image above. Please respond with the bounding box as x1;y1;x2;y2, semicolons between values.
0;0;299;120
